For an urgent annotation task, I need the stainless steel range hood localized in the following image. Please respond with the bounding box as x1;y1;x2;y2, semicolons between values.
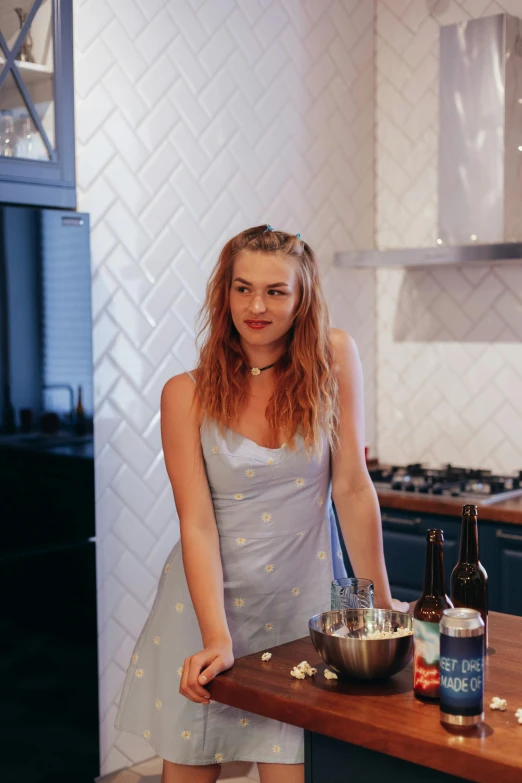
335;14;522;269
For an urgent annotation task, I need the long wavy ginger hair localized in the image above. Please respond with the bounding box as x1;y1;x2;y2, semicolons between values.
195;225;340;454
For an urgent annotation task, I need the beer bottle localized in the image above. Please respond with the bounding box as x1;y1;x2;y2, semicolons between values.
414;529;453;700
450;504;488;652
75;385;86;435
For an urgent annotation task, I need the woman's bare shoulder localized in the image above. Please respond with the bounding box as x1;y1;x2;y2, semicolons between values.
329;328;358;363
161;370;201;421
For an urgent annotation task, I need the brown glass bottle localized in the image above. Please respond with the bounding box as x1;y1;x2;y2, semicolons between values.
450;504;488;652
414;529;453;700
75;385;86;435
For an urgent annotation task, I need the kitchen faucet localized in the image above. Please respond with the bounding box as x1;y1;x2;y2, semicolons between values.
42;383;75;421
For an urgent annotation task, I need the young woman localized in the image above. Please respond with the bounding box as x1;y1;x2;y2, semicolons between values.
115;225;408;783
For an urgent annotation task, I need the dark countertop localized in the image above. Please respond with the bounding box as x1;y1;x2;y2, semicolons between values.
0;432;94;460
377;488;522;526
209;611;522;783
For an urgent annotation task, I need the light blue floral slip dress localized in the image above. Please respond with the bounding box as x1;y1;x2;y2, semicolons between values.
114;371;346;765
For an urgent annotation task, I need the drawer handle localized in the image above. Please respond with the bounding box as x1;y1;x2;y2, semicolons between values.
496;530;522;542
381;514;422;527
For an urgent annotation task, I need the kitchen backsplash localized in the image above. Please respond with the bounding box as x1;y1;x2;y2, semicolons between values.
74;0;376;773
375;0;522;473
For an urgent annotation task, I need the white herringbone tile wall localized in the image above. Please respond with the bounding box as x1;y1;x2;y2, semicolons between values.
376;0;522;473
73;0;375;773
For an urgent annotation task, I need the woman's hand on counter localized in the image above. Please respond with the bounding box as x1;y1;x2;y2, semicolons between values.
180;641;234;704
391;598;411;613
374;595;411;613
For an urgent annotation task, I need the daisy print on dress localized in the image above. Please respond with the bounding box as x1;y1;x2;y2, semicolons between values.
177;666;183;677
214;753;225;763
175;602;184;613
236;537;247;547
291;586;301;597
164;564;170;573
245;469;256;478
317;550;328;561
267;457;276;466
131;654;139;664
317;497;324;507
155;700;162;709
265;622;274;632
234;493;245;501
295;478;305;488
272;745;282;755
143;730;151;740
238;717;250;727
264;563;275;574
212;445;218;454
261;511;273;524
181;730;192;741
234;597;246;608
135;668;145;679
153;636;160;645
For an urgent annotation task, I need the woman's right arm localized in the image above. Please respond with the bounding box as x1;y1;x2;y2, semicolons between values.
160;373;233;704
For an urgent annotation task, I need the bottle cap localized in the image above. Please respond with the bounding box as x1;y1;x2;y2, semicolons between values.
426;528;444;542
462;504;478;515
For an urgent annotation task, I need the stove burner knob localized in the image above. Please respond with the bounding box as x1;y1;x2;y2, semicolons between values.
490;480;505;494
514;478;520;490
405;483;415;492
432;485;443;495
391;481;403;491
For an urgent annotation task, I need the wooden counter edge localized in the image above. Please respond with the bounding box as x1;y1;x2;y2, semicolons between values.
209;615;522;783
209;671;521;783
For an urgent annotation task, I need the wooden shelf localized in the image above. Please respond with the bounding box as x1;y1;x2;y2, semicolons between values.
0;59;53;111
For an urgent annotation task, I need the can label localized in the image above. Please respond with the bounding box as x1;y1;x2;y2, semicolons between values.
413;619;441;698
440;634;484;716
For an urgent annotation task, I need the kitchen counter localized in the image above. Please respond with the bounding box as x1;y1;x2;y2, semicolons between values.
0;432;93;460
209;611;522;783
377;487;522;526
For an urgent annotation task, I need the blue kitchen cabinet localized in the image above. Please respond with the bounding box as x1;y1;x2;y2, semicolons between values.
493;526;522;617
379;508;516;616
305;731;469;783
380;510;461;603
335;505;517;615
0;0;76;208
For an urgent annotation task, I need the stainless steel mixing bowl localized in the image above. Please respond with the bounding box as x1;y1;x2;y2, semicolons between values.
309;608;413;680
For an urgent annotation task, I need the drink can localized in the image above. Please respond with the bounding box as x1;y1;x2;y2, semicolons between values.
440;608;484;726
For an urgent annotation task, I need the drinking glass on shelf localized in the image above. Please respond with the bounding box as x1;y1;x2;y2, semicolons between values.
331;577;374;610
0;114;15;157
15;116;35;158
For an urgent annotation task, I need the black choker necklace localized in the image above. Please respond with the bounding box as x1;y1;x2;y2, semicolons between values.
250;362;277;376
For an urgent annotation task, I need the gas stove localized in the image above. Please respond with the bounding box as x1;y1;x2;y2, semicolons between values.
369;463;522;505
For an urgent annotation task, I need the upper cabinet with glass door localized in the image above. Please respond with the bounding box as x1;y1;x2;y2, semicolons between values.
0;0;75;208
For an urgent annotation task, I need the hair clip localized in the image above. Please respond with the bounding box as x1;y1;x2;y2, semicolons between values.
296;233;301;239
265;225;274;232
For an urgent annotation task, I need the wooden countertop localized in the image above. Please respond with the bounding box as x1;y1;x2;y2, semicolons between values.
209;611;522;783
377;488;522;526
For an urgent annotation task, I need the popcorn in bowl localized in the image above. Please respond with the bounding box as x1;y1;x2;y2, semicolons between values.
309;608;413;680
331;627;412;640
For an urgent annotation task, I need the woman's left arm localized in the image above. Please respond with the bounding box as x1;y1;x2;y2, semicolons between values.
330;329;408;612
